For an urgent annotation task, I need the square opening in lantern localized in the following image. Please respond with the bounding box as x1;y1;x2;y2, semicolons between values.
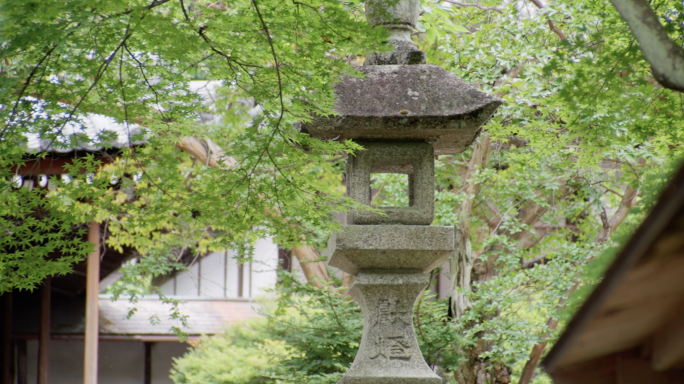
346;142;434;225
370;173;410;207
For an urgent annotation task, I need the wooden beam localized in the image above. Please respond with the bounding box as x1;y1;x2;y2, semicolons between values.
553;255;684;367
16;339;27;384
38;277;50;384
549;350;684;384
651;297;684;371
84;221;100;384
144;342;153;384
2;293;12;384
10;334;199;342
549;353;618;384
11;157;114;176
620;354;683;384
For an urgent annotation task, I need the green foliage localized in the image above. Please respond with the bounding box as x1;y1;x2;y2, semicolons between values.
171;272;462;384
265;272;363;384
419;0;684;379
5;0;684;381
0;0;384;292
171;316;283;384
566;155;684;318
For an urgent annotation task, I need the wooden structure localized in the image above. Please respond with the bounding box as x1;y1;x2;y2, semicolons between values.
0;81;218;384
542;163;684;383
2;150;131;384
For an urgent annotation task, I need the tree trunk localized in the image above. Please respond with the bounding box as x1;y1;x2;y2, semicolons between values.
450;134;514;384
517;313;561;384
455;352;512;384
610;0;684;92
450;134;491;318
291;245;331;287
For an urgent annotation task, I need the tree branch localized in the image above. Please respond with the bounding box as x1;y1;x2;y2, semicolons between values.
517;312;560;384
527;0;566;40
517;283;578;384
291;246;331;288
439;0;503;14
175;136;237;170
595;158;645;243
610;0;684;92
177;138;331;287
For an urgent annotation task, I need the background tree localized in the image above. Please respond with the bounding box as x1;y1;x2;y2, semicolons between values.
610;0;684;91
416;0;684;381
3;0;684;383
0;0;382;292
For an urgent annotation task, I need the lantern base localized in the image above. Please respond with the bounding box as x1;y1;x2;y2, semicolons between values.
338;272;442;384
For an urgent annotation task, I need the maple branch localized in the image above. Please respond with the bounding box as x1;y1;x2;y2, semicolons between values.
439;0;503;14
494;65;525;88
517;313;560;384
175;136;237;170
177;138;331;287
479;182;573;279
601;183;623;197
370;181;387;205
483;201;503;231
527;0;566;40
595;184;638;242
595;158;645;243
521;253;548;269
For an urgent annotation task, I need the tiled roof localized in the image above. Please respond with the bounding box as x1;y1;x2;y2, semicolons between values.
99;297;261;335
19;97;145;153
16;81;251;153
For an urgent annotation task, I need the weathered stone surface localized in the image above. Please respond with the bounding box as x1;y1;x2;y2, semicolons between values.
364;0;426;65
301;65;503;155
338;271;441;384
365;42;426;66
347;142;434;225
328;225;454;276
365;0;420;27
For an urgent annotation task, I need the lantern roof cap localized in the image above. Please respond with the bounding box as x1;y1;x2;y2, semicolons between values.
302;64;503;155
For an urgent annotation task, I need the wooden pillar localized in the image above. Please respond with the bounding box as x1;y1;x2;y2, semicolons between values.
84;221;100;384
2;292;12;384
38;277;50;384
144;342;153;384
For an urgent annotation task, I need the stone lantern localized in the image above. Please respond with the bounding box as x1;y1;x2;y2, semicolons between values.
302;0;502;382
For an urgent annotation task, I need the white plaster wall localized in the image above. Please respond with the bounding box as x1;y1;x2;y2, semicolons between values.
243;260;252;298
158;276;175;296
199;251;226;297
156;239;278;299
251;237;279;297
23;340;189;384
174;262;199;296
225;248;240;297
